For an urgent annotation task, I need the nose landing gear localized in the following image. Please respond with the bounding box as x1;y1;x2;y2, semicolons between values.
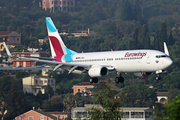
156;74;161;80
90;77;98;83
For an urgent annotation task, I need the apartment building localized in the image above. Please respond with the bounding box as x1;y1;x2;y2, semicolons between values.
0;31;21;45
15;108;70;120
72;82;94;95
71;104;154;120
42;0;75;12
12;52;48;67
0;31;21;52
23;75;55;95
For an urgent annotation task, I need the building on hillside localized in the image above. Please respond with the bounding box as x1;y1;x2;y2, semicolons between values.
59;29;95;37
14;107;70;120
12;52;48;67
46;112;71;120
71;104;154;120
0;31;21;52
156;89;168;104
22;75;55;95
42;0;75;13
72;82;94;96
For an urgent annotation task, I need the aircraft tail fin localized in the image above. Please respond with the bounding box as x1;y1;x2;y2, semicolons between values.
3;42;13;57
163;42;169;56
45;17;76;59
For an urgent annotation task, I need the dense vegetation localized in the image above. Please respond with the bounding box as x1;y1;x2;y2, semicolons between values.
0;0;180;119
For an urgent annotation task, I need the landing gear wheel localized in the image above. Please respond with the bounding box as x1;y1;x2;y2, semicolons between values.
156;74;161;80
115;77;120;83
90;78;98;83
115;74;124;83
90;78;93;83
119;77;124;83
94;78;98;83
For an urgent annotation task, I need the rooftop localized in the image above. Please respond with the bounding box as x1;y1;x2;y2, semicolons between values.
74;82;93;86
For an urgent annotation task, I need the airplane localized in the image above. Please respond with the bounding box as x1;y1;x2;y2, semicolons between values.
3;17;173;83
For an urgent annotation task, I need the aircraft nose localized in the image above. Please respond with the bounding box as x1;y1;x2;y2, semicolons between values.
165;58;173;67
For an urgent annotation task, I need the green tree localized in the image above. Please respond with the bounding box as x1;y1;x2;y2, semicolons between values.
132;28;138;49
46;85;54;97
139;24;150;48
132;0;142;22
144;32;150;49
121;84;157;107
87;85;122;120
6;81;24;119
159;22;168;51
148;19;161;33
154;30;160;50
172;23;180;41
168;30;175;45
119;0;133;21
161;94;180;120
0;76;12;120
16;71;29;79
63;93;76;112
167;89;180;102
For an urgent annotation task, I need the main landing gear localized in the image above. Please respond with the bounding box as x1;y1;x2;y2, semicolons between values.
156;74;161;80
90;77;98;83
115;74;124;83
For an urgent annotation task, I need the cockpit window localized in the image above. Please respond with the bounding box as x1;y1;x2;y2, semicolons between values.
156;55;168;58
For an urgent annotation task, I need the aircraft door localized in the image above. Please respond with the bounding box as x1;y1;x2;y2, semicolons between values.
147;53;151;64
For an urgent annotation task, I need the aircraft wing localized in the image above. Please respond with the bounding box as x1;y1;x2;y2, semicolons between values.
3;42;113;73
0;65;59;70
18;57;91;68
17;57;114;72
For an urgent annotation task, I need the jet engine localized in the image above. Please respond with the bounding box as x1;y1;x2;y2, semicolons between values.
88;66;108;77
134;72;153;77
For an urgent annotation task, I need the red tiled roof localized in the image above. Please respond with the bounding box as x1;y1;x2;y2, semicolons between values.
156;92;168;96
33;110;58;120
74;82;93;86
15;110;58;120
46;112;70;115
0;31;14;36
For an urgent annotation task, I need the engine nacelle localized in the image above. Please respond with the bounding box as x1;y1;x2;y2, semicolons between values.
134;72;153;77
88;66;108;77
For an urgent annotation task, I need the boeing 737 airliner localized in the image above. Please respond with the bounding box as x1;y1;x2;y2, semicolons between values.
3;17;173;83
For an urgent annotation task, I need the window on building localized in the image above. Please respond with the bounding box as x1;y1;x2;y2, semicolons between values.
145;112;152;118
28;116;33;120
123;112;129;118
131;112;143;118
51;80;53;83
35;80;38;85
63;1;66;5
77;88;81;93
26;89;29;93
40;116;44;120
52;1;53;4
17;38;19;41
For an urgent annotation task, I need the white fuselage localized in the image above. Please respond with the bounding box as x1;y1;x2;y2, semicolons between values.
62;50;173;73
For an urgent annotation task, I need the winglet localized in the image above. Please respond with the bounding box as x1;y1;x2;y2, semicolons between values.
164;42;169;56
3;42;13;57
